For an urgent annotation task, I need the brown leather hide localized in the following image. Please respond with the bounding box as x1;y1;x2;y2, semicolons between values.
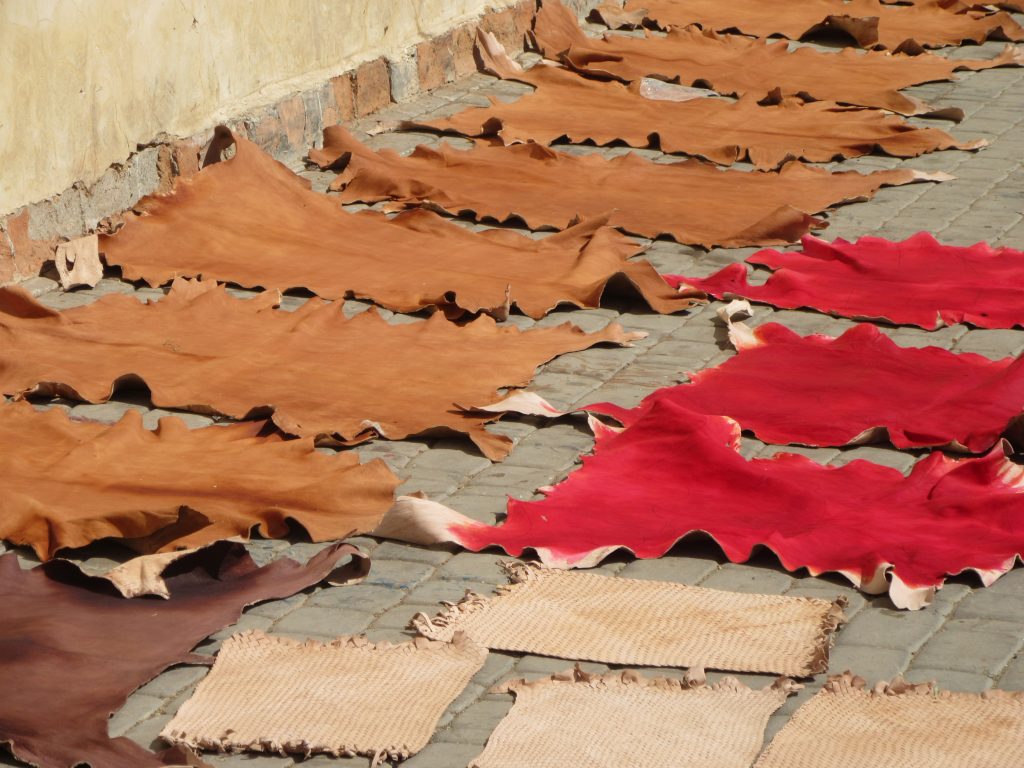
314;126;947;247
416;57;979;168
0;401;398;559
620;0;1024;51
0;541;368;768
0;280;638;460
102;129;692;319
537;1;1022;115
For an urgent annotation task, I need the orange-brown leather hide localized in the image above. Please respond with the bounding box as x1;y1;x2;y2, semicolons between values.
0;402;398;559
0;541;367;768
102;130;690;319
416;60;979;168
0;280;637;460
619;0;1024;51
535;2;1023;115
314;126;944;247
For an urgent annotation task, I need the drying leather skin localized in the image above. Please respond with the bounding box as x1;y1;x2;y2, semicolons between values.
620;0;1024;52
671;232;1024;330
586;318;1024;453
0;279;639;460
314;126;948;247
0;401;398;559
535;0;1023;116
376;402;1024;609
0;541;368;768
101;128;692;319
417;50;981;166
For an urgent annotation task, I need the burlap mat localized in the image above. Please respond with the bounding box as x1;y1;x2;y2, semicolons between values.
413;563;845;676
162;630;487;764
755;672;1024;768
470;666;797;768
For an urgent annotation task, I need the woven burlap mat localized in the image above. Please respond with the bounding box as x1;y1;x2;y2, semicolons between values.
755;672;1024;768
413;563;845;676
471;666;797;768
161;629;486;764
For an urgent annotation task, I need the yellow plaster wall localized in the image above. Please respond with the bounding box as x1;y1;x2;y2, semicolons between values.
0;0;513;214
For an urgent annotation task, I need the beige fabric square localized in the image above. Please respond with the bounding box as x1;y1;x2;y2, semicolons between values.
471;667;796;768
755;672;1024;768
161;630;487;763
413;563;845;676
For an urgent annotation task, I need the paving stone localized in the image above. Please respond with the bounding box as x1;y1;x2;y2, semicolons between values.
306;582;405;614
404;578;492;606
698;562;793;595
441;490;510;523
402;742;483;767
433;699;514;744
135;665;208;699
953;589;1024;622
997;654;1024;690
361;559;436;590
912;619;1023;674
836;605;944;651
618;555;720;585
70;401;150;424
471;652;518;688
270;605;373;639
826;644;912;681
124;711;175;751
370;541;453;566
202;753;295;767
436;553;510;586
108;693;165;738
904;667;993;692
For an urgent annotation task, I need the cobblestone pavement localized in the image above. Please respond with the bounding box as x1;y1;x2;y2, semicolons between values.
5;13;1024;768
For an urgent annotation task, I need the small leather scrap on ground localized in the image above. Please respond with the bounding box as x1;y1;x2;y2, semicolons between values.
102;128;694;319
315;126;949;247
672;232;1024;330
753;672;1024;768
413;30;982;166
537;1;1022;117
162;630;486;764
413;562;846;676
469;667;797;768
0;541;367;768
586;305;1024;453
0;401;398;559
614;0;1024;52
375;401;1024;609
0;278;640;460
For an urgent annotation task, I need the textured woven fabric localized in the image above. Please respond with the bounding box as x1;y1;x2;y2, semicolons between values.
755;673;1024;767
163;630;487;763
471;668;796;768
414;563;845;676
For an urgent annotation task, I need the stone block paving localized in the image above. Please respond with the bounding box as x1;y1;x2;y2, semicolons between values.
4;12;1024;768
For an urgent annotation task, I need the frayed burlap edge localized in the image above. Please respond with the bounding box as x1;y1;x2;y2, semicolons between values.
494;663;801;699
161;629;486;767
823;670;1024;701
411;561;847;676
